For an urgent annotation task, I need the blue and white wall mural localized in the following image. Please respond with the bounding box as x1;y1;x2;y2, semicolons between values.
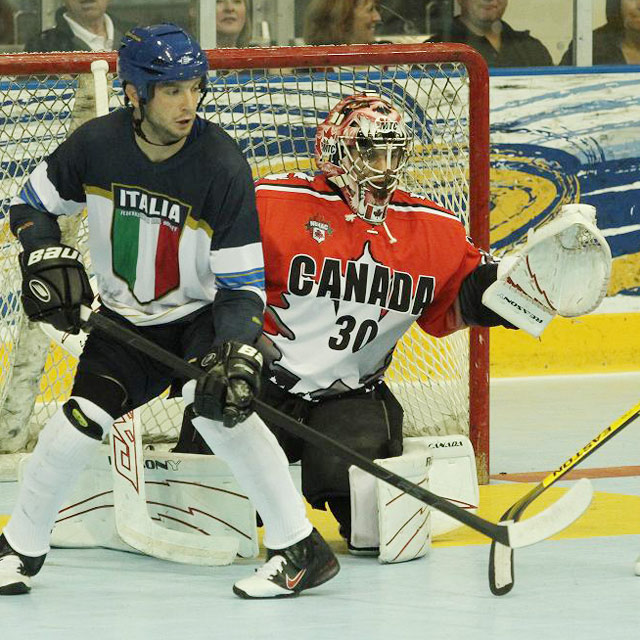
489;68;640;310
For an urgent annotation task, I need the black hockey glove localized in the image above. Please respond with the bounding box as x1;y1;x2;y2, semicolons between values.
19;245;94;334
194;342;263;428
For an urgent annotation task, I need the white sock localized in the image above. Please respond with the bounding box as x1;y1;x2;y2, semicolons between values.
191;412;313;550
3;398;112;557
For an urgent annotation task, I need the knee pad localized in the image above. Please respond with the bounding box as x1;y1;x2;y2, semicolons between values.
62;397;114;441
71;372;128;418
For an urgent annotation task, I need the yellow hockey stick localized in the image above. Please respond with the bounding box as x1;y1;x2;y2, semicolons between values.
489;399;640;595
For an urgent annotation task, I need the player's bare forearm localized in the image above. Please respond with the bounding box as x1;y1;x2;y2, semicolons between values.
9;203;62;251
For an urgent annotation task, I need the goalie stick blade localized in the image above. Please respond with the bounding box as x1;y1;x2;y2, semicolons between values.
504;478;593;549
116;518;240;566
488;542;514;596
487;401;640;596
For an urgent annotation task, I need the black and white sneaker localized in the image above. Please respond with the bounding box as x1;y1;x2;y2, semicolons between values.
233;528;339;599
0;534;46;596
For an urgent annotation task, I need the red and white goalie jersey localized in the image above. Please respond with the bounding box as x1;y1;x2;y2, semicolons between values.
256;172;483;400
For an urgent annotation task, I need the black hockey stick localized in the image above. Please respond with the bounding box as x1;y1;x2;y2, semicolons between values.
82;308;593;550
489;400;640;595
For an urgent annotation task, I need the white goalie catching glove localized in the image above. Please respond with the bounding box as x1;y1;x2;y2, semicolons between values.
482;204;612;337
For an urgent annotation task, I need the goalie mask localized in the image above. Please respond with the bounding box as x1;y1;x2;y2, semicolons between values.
315;95;410;225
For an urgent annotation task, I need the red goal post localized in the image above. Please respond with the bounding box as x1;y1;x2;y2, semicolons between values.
0;44;490;481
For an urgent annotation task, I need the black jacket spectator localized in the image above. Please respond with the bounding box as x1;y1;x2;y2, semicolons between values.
24;7;129;52
430;16;553;68
559;0;640;66
560;22;626;66
0;0;13;44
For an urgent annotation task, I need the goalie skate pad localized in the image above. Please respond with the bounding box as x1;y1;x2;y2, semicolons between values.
349;446;432;564
482;204;611;337
405;435;479;537
348;435;479;561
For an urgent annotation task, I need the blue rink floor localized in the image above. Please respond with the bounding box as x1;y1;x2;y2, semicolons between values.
1;372;639;640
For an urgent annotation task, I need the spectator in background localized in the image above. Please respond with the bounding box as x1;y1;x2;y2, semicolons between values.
430;0;552;68
1;0;14;44
25;0;129;52
377;0;425;36
217;0;252;47
560;0;640;65
304;0;382;46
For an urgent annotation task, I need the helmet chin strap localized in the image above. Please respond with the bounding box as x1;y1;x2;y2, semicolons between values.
132;103;184;147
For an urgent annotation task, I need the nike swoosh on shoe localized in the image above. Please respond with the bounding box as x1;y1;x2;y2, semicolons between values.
285;568;306;590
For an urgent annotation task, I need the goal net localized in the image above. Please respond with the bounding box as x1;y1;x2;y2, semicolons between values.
0;44;490;481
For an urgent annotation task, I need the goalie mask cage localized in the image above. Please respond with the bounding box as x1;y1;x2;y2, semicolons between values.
0;44;490;481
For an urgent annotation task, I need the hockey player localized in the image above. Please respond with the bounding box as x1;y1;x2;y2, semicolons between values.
0;24;338;599
242;94;500;554
246;94;610;556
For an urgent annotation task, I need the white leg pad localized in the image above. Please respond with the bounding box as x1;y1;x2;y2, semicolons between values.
349;446;432;564
348;467;379;550
376;451;432;563
404;435;480;538
32;417;259;559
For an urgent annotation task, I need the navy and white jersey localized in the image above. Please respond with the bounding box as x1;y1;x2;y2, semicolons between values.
11;108;265;326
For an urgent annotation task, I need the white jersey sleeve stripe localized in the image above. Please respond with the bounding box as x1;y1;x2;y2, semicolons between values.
17;179;46;211
11;161;85;216
216;268;266;289
210;242;265;293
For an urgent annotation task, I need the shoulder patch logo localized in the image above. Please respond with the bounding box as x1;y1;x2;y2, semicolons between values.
305;216;334;244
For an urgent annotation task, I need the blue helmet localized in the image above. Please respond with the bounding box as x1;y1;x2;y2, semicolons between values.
118;23;209;103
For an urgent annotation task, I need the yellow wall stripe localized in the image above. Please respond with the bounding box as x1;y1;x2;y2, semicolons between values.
491;313;640;377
